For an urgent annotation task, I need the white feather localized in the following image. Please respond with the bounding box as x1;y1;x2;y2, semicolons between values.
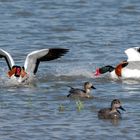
0;49;15;68
125;47;140;61
122;68;140;78
24;49;49;74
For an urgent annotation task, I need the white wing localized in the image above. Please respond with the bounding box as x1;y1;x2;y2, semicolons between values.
24;48;69;75
125;47;140;61
0;49;15;70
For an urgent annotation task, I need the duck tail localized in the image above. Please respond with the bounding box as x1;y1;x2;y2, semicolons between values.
67;86;74;97
67;86;74;89
67;94;71;97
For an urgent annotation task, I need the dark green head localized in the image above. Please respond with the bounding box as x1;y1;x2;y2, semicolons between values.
94;65;115;76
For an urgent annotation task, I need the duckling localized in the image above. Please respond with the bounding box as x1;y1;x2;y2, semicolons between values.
67;82;96;98
98;99;125;119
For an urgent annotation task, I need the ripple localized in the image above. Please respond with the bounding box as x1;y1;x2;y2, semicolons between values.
0;0;140;139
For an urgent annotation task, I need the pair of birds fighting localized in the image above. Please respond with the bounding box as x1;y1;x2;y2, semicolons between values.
0;47;125;120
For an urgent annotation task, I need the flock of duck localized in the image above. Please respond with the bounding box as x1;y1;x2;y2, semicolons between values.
1;47;140;120
67;82;125;120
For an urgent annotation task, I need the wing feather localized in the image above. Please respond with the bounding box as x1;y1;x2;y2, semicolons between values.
125;47;140;61
24;48;69;75
0;49;15;70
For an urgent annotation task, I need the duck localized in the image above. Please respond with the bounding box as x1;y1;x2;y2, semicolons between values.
98;99;125;119
94;47;140;79
67;82;96;98
0;48;69;83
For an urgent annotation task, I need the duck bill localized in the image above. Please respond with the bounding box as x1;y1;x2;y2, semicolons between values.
91;86;96;89
94;68;101;76
119;106;126;111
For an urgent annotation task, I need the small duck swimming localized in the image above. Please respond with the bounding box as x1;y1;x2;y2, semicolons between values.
98;99;125;119
67;82;96;98
94;47;140;79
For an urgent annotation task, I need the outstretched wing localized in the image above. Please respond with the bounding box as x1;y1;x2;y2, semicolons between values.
24;48;69;75
0;49;15;70
125;47;140;61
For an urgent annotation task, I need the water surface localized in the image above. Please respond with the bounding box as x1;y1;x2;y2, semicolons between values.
0;0;140;140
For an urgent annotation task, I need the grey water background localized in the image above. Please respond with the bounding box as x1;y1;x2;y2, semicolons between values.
0;0;140;139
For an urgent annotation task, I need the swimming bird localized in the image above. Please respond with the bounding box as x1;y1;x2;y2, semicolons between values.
0;48;69;83
67;82;96;98
98;99;125;119
94;47;140;79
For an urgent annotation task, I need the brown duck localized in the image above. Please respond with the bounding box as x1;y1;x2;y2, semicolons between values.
98;99;125;119
67;82;96;98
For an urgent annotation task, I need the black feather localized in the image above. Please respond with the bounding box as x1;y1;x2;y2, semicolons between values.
33;48;69;74
137;47;140;53
0;54;11;70
67;94;71;97
39;48;69;61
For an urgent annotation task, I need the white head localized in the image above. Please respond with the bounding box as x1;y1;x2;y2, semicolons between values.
84;82;96;94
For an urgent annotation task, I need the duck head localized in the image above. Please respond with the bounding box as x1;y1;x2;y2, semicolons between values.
84;82;96;94
8;65;27;78
111;99;125;112
94;65;115;76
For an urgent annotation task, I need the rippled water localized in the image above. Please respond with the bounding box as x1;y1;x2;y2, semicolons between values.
0;0;140;139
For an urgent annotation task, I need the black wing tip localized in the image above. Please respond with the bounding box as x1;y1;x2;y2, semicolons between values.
39;48;69;61
50;48;69;53
49;48;69;58
59;48;69;56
